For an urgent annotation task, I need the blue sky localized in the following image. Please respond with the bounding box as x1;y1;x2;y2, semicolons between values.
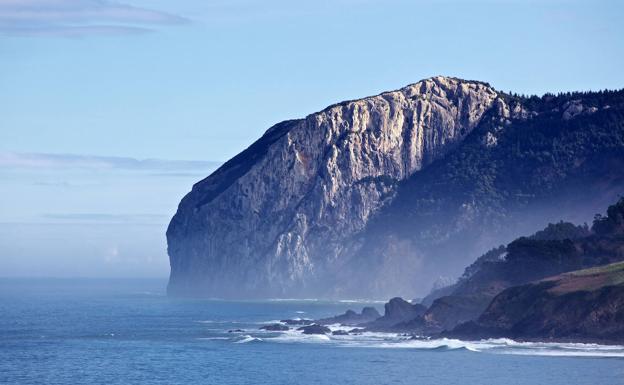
1;0;623;278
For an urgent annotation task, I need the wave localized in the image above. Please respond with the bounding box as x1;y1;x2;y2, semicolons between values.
247;325;624;358
197;319;277;325
234;335;263;344
271;330;331;343
473;339;624;358
353;336;624;357
263;298;385;304
257;319;284;325
195;315;624;358
197;337;230;341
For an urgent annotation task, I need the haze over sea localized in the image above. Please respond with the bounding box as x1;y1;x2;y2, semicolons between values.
2;278;623;385
2;1;624;384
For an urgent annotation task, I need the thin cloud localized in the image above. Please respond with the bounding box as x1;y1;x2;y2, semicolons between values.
0;0;189;37
41;212;168;223
148;172;212;178
32;180;103;187
0;152;221;172
4;24;152;37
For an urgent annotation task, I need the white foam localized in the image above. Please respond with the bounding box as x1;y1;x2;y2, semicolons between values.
257;320;283;325
248;324;624;358
472;339;624;358
197;337;230;341
234;335;263;343
196;320;244;324
350;337;624;357
270;329;332;343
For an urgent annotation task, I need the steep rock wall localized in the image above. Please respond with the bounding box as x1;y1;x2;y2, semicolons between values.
167;77;502;297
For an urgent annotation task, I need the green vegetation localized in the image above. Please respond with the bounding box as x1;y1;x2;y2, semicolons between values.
531;221;590;241
454;197;624;294
360;88;624;273
569;261;624;287
593;197;624;236
460;245;506;280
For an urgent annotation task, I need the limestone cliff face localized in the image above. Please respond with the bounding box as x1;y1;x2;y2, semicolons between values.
167;76;503;298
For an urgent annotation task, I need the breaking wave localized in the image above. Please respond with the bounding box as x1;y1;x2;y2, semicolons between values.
248;324;624;358
234;335;263;343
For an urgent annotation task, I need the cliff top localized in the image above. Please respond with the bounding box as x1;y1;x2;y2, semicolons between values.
320;75;495;113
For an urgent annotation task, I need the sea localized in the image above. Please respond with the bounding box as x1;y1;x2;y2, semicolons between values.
1;278;623;385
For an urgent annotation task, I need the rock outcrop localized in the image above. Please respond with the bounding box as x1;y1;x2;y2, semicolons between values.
317;307;380;325
167;76;501;298
260;324;289;331
168;76;624;299
298;324;331;335
364;297;427;330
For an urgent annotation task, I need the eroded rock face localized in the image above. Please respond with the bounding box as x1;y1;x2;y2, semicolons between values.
562;99;598;120
317;307;381;326
364;297;427;330
167;76;502;298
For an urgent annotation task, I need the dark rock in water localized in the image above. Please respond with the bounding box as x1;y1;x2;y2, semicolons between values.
298;324;331;335
348;328;366;334
281;319;313;326
364;297;427;330
331;330;349;336
228;329;245;333
449;261;624;343
260;323;289;331
317;307;381;326
361;307;381;319
385;297;427;320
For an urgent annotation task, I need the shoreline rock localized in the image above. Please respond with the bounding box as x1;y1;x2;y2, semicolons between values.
260;324;289;331
298;324;331;335
317;307;380;326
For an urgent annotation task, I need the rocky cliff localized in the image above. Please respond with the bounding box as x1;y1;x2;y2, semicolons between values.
167;77;502;297
450;261;624;343
167;76;624;298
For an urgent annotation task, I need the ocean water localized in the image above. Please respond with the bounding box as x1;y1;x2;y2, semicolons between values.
1;279;623;385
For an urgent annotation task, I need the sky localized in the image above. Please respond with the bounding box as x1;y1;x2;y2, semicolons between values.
1;0;623;278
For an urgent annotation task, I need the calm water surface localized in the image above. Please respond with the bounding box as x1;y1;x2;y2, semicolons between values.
1;278;623;385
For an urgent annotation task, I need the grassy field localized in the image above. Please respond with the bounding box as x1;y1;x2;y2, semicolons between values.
548;261;624;294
